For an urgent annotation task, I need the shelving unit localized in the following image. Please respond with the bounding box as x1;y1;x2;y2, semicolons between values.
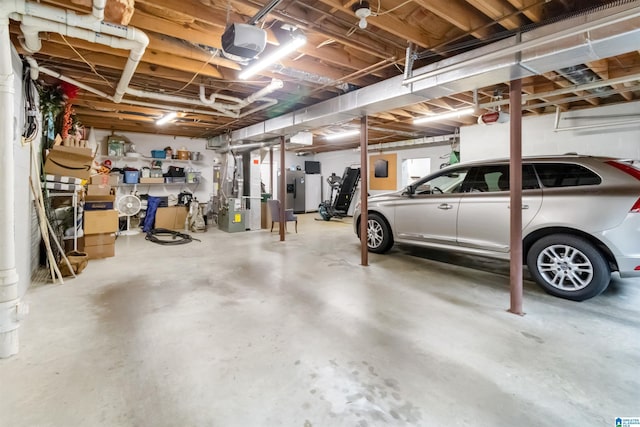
46;189;81;252
98;154;204;165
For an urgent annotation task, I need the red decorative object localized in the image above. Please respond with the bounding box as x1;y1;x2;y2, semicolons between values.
61;103;73;139
60;81;79;100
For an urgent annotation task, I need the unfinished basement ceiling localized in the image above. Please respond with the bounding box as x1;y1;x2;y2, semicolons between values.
10;0;640;153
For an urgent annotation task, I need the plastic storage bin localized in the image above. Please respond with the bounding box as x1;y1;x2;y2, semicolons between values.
151;150;166;158
124;170;140;184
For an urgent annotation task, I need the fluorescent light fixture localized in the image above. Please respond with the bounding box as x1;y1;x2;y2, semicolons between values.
239;33;307;80
156;112;177;125
325;129;360;141
413;107;475;125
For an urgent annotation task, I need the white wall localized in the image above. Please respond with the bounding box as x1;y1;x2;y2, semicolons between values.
314;149;360;199
315;143;453;197
461;101;640;161
92;130;218;203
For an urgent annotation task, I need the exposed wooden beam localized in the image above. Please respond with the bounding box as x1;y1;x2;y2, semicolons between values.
412;0;497;39
42;33;225;79
465;0;526;30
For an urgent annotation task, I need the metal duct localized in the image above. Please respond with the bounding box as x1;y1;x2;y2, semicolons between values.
229;0;640;143
557;65;610;95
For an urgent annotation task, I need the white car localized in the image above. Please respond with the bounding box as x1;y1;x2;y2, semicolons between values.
354;155;640;301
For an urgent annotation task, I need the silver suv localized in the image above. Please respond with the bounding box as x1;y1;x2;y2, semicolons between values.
354;155;640;301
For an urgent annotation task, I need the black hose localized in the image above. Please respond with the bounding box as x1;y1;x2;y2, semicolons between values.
145;228;201;245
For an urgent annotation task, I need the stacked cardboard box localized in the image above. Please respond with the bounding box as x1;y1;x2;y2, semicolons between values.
84;232;116;259
83;195;118;259
155;206;188;230
44;145;94;181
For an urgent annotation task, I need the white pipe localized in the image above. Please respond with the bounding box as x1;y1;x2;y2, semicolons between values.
199;84;218;105
38;65;111;99
554;119;640;132
553;105;640;132
24;55;38;79
91;0;106;21
20;15;142;54
113;31;148;103
16;0;149;103
236;98;278;118
127;87;238;118
200;79;283;112
198;84;245;110
243;79;283;106
0;12;20;358
123;98;238;117
38;63;267;119
21;1;102;32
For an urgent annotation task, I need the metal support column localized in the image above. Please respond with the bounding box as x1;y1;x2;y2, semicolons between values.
360;116;369;266
279;136;285;242
269;146;273;196
509;79;524;315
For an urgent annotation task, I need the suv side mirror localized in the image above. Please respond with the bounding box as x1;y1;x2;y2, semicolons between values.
405;185;415;196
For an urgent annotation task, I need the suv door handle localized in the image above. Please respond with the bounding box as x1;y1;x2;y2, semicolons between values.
438;203;453;210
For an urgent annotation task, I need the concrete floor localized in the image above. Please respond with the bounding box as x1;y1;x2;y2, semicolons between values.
1;213;639;427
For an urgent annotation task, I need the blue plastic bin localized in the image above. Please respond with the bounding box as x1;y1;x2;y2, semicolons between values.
124;170;140;184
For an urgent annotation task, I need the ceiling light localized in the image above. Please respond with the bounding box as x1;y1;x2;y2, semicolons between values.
413;108;475;125
239;32;307;80
325;129;360;141
353;1;372;29
156;112;177;125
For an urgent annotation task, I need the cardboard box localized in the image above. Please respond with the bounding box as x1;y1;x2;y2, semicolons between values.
85;194;116;203
84;194;115;210
140;177;164;184
155;206;188;230
44;145;94;180
84;200;114;210
84;243;115;259
84;210;118;234
91;174;120;186
84;233;116;246
64;236;85;253
87;184;112;196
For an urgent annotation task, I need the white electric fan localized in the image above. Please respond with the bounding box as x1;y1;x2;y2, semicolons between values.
117;194;142;235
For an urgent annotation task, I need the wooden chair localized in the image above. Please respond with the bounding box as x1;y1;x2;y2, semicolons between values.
267;199;297;233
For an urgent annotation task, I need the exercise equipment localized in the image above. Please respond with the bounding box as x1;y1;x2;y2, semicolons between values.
318;166;360;221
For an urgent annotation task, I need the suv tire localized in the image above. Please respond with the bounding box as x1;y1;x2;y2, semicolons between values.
365;213;393;253
527;234;610;301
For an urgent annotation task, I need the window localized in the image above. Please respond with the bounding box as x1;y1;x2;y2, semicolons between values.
534;163;601;187
411;167;469;194
461;165;540;192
